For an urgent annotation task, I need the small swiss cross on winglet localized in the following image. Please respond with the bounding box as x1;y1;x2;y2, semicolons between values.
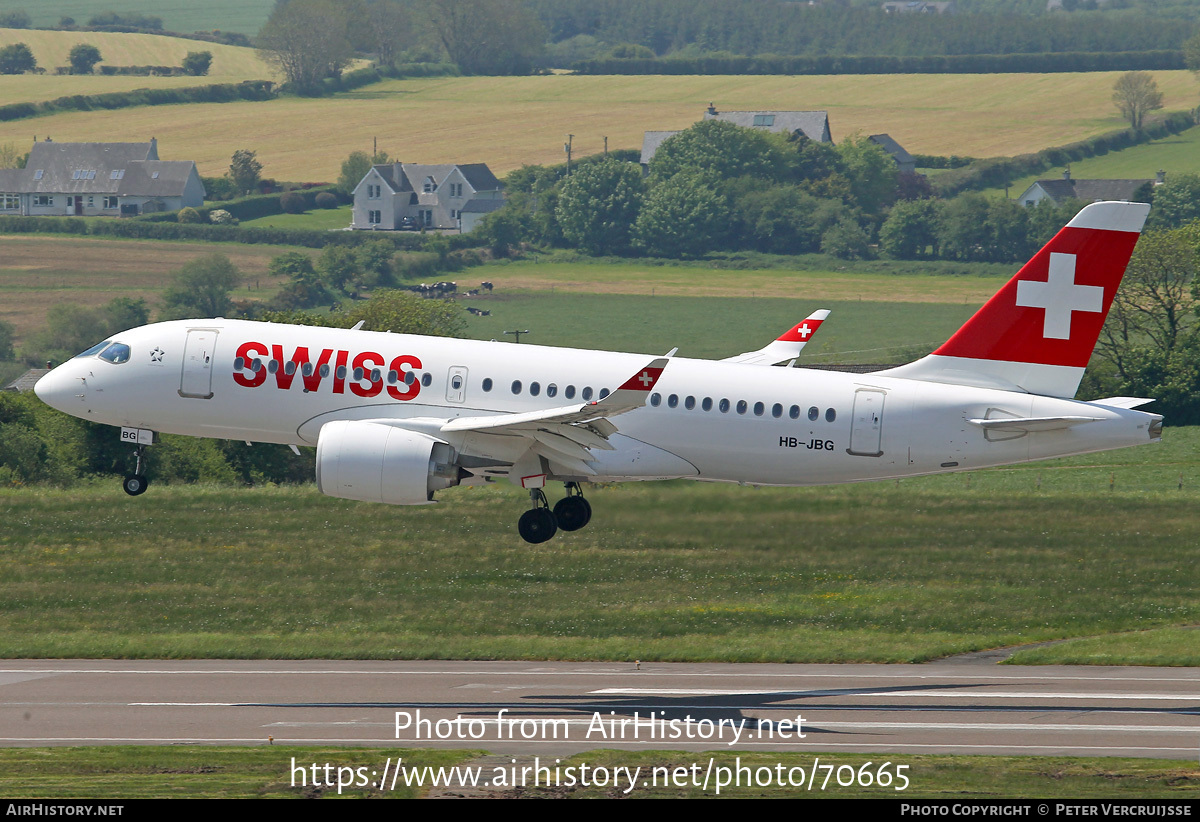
617;358;669;392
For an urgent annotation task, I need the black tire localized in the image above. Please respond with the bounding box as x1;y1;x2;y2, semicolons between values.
518;507;558;544
122;474;149;496
553;495;592;532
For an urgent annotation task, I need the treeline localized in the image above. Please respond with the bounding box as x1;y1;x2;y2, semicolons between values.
573;50;1185;76
529;0;1196;61
0;80;276;124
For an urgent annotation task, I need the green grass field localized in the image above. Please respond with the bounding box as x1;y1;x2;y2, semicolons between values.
0;1;273;35
1;71;1195;180
238;205;353;231
987;125;1200;200
0;748;1195;798
1;426;1197;664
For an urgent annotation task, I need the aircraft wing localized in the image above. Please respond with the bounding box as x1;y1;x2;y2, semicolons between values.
723;309;830;366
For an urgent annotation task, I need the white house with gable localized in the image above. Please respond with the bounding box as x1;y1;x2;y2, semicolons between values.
352;162;502;231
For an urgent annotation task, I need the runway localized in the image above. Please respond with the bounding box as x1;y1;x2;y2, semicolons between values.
0;660;1197;758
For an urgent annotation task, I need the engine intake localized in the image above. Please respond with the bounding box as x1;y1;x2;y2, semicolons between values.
316;420;462;505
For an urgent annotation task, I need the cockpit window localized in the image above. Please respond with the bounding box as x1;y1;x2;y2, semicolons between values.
76;340;112;358
98;342;131;364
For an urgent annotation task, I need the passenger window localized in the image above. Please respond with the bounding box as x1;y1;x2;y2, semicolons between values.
422;373;432;386
284;361;297;375
530;382;541;396
772;403;783;418
808;406;819;421
582;387;593;400
826;408;837;422
302;362;313;377
719;398;730;413
388;370;398;384
404;371;416;385
789;405;800;419
702;397;713;411
753;402;765;416
547;383;558;397
336;365;347;380
268;360;279;374
667;394;679;408
482;378;493;392
319;364;330;378
512;380;522;394
565;385;576;399
650;393;661;407
599;388;610;399
252;359;263;372
234;357;244;370
684;396;695;410
353;367;363;381
736;400;748;415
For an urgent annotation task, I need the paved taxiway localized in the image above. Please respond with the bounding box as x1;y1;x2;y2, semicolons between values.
0;660;1196;758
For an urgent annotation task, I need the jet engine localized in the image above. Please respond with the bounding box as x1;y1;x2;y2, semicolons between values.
316;420;464;505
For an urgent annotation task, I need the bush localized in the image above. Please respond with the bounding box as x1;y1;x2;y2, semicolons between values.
208;209;237;225
177;207;202;224
314;191;338;209
279;191;307;215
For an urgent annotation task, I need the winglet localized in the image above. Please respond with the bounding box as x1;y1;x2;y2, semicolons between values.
721;309;830;366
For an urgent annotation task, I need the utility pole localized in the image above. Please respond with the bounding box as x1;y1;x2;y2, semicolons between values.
504;330;530;344
603;136;608;157
565;134;573;176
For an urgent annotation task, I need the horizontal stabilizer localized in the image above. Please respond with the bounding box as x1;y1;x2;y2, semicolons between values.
967;415;1102;432
1091;396;1156;410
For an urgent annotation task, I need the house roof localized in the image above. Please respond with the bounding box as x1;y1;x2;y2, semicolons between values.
371;162;501;194
460;198;505;214
1026;178;1153;204
640;131;679;165
868;133;915;166
0;139;199;198
3;368;50;393
702;110;831;143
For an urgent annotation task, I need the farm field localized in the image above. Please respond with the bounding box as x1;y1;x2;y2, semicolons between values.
0;0;274;35
1;71;1195;180
1;427;1197;663
238;205;353;231
986;124;1200;201
0;27;275;92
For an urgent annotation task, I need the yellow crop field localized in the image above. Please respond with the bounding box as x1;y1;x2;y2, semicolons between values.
0;27;276;96
0;71;1195;180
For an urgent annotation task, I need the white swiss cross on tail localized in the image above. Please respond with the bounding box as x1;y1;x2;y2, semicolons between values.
877;201;1150;399
1015;252;1104;340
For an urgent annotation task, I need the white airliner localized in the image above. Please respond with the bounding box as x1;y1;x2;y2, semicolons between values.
35;201;1161;543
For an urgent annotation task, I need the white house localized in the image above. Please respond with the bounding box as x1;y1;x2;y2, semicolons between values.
640;105;833;168
351;162;502;231
1016;169;1159;207
0;138;205;217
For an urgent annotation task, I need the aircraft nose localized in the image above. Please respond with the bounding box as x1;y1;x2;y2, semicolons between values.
34;367;79;414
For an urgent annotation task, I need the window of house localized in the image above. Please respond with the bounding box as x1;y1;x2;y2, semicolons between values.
423;177;436;193
110;169;125;180
450;183;463;197
103;196;118;209
0;194;19;210
368;210;382;224
35;195;52;206
33;170;43;180
753;114;775;127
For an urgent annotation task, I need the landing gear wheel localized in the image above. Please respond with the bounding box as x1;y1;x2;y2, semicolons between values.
518;507;558;544
553;495;592;531
122;474;149;496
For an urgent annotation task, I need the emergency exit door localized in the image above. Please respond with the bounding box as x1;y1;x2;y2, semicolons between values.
847;388;885;457
179;328;218;399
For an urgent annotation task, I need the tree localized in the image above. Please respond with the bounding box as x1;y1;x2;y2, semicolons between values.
364;0;423;68
316;245;362;295
181;51;213;76
1112;71;1163;130
1147;173;1200;229
648;119;780;183
879;198;942;259
0;319;14;361
0;10;31;28
68;43;102;75
0;43;36;75
555;158;645;255
427;0;546;75
1183;31;1200;74
257;0;353;94
228;149;263;195
159;254;242;320
340;290;465;337
268;252;333;310
634;170;730;258
0;143;26;169
338;150;389;196
820;217;873;260
834;134;899;216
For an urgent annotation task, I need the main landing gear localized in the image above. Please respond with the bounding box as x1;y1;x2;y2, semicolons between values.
122;445;150;497
517;482;593;544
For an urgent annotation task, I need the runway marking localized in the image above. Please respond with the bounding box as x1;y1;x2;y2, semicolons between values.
0;668;1197;684
0;737;1193;754
590;688;1200;701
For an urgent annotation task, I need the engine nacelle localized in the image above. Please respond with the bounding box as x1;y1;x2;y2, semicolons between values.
316;420;462;505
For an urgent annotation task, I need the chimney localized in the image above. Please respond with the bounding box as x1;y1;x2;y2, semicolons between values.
1156;169;1165;184
1062;168;1070;181
706;102;717;116
148;136;158;159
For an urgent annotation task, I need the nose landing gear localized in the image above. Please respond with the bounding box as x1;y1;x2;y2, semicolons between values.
122;444;150;497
